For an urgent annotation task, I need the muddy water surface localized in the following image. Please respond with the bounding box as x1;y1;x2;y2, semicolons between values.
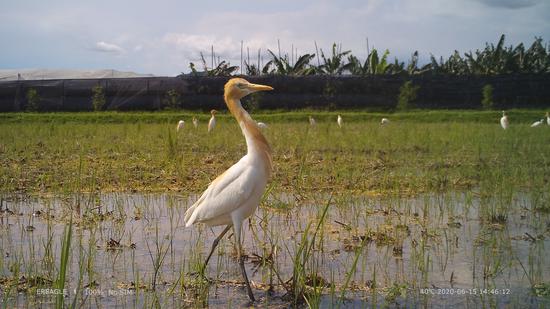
1;193;549;308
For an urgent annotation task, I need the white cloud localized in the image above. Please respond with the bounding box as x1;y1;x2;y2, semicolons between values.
93;41;125;54
162;33;269;59
163;33;233;56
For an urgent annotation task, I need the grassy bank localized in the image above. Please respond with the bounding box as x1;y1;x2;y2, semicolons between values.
0;109;549;124
1;110;549;202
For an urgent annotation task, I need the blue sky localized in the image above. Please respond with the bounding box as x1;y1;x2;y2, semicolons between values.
1;0;549;76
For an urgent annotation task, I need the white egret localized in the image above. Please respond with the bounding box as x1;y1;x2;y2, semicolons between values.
184;78;273;301
546;112;549;125
257;122;268;129
208;109;217;133
337;115;343;128
192;117;199;128
500;111;509;130
176;120;185;132
531;119;544;127
309;116;316;126
380;118;390;125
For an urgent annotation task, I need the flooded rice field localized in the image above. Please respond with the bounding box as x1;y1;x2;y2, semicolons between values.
1;192;549;308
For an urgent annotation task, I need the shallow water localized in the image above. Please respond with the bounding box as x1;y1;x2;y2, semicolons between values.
0;192;549;308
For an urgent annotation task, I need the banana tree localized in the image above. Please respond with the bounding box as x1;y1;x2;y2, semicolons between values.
347;54;368;75
243;61;260;76
521;37;550;73
464;34;517;74
264;50;316;75
184;34;549;76
406;51;419;75
386;58;405;75
187;52;239;76
209;61;239;76
347;48;393;75
318;43;352;75
367;49;391;74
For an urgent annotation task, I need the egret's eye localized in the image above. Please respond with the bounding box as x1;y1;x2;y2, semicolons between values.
236;83;246;89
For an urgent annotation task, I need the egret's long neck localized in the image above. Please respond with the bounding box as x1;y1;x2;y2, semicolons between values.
225;95;272;174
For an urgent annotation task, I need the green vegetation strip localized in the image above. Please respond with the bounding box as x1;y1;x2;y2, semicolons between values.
0;109;548;124
1;111;549;199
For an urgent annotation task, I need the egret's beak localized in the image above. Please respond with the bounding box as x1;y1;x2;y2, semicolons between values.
247;83;273;93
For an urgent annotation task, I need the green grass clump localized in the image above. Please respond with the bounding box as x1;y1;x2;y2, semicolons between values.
92;85;106;111
396;81;419;110
481;84;494;110
25;88;41;112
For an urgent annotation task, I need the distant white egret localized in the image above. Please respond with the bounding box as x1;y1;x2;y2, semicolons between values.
176;120;185;132
184;78;274;301
380;118;390;125
546;112;549;126
309;116;316;126
500;111;509;130
337;115;343;128
208;110;217;133
531;119;544;127
192;117;199;128
257;122;268;129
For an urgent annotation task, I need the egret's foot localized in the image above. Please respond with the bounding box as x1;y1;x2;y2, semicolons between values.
245;287;256;302
239;255;256;302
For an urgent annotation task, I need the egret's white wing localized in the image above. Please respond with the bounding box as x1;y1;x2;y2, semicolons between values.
208;117;216;132
177;121;184;131
500;117;508;129
184;156;258;226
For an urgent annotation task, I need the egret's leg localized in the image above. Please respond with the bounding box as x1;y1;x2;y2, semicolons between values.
203;225;232;271
234;219;255;302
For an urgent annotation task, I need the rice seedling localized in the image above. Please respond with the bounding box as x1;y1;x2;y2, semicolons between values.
145;222;171;291
55;218;72;309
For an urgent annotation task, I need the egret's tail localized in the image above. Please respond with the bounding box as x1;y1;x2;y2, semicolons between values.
184;205;198;227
